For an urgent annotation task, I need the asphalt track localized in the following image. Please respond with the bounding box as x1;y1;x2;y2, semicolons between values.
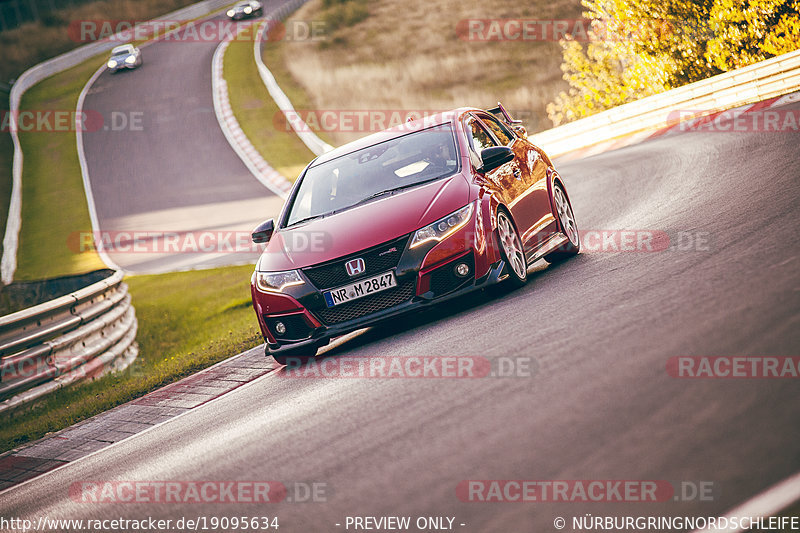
81;8;284;273
2;95;798;530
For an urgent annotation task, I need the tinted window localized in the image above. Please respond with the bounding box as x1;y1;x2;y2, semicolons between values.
469;118;496;152
481;116;514;145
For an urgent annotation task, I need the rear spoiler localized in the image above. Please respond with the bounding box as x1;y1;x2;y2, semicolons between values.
487;102;522;125
487;102;527;138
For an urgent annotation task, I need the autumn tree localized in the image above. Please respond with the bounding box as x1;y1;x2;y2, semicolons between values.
547;0;800;126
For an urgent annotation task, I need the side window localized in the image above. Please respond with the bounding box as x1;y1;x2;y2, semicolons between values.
469;118;496;152
481;116;514;146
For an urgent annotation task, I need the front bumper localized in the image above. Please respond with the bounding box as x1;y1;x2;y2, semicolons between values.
252;212;503;355
261;259;507;355
108;62;137;71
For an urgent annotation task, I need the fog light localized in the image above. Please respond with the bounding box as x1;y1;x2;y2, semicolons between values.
274;321;287;335
455;263;470;277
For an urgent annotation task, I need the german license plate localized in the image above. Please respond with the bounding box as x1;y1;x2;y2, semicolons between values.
323;271;397;307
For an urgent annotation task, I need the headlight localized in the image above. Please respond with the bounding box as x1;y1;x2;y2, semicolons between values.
410;203;474;249
244;6;252;13
227;9;235;16
125;56;136;64
256;270;304;292
107;60;117;68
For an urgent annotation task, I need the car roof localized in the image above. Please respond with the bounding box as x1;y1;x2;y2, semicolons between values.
310;107;477;167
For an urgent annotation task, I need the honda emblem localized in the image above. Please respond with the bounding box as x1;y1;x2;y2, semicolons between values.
345;258;366;277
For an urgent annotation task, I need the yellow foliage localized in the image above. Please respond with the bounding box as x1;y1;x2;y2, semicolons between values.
548;0;800;126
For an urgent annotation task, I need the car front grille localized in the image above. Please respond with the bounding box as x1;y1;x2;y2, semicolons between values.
301;235;409;290
312;280;416;325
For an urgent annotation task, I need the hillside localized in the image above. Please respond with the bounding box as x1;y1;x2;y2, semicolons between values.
266;0;584;144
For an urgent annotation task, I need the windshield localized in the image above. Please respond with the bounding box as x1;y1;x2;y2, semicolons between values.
285;124;459;227
112;48;131;57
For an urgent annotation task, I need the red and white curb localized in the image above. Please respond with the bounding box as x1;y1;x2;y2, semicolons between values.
0;345;278;494
556;91;800;162
211;22;293;199
252;5;333;157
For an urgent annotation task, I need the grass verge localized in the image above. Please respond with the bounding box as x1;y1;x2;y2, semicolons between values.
223;24;319;181
0;98;12;265
13;58;106;281
261;31;336;151
0;264;262;453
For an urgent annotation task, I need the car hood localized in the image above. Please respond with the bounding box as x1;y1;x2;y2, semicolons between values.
257;173;472;271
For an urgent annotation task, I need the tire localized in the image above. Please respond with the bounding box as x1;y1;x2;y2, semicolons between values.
496;209;527;288
544;181;580;263
271;345;318;367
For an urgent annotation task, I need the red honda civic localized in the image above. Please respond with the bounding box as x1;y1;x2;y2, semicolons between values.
250;105;580;365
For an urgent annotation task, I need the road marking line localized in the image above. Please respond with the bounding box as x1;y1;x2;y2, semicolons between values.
693;471;800;532
75;64;122;271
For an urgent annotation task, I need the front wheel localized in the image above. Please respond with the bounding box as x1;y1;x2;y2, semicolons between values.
544;182;580;263
496;209;527;288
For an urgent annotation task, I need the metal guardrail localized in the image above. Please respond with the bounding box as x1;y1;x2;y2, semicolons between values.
1;0;235;284
253;0;333;157
531;49;800;158
0;270;137;414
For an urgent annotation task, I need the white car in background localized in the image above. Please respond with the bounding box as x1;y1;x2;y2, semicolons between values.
227;0;263;20
107;44;142;73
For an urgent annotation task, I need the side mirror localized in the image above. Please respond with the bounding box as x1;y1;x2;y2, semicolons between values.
512;125;527;138
252;219;275;243
479;146;514;173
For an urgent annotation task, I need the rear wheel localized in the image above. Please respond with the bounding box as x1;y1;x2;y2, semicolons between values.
496;209;527;288
544;182;580;263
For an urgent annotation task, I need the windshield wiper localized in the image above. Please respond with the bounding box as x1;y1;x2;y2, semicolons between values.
289;179;441;225
285;213;326;228
350;182;428;209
